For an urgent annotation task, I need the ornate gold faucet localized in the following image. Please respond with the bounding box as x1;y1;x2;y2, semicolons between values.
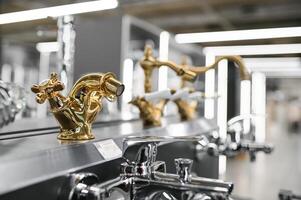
130;45;197;127
175;56;250;120
140;45;197;93
129;90;171;127
31;72;124;140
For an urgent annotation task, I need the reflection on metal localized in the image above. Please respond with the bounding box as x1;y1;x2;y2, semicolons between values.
0;81;26;128
31;72;124;140
129;90;171;127
62;135;234;200
57;15;76;95
140;45;197;93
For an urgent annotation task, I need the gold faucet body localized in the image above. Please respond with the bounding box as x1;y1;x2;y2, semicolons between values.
129;97;168;127
31;72;124;140
131;45;197;127
174;99;197;120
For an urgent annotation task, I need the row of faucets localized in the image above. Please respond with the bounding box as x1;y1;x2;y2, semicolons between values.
30;45;274;200
30;45;251;140
132;45;249;127
30;44;273;159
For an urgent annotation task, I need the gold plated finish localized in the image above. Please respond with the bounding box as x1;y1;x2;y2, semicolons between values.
176;55;250;120
131;45;197;127
186;55;250;80
129;97;168;127
174;98;197;120
170;88;197;121
31;72;124;140
140;45;197;93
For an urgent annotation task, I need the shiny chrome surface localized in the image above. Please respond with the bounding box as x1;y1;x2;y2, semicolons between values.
63;135;233;200
0;80;26;128
195;115;274;162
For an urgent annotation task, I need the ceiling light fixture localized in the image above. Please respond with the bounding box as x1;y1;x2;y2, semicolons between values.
203;43;301;55
36;42;59;53
0;0;118;25
175;27;301;43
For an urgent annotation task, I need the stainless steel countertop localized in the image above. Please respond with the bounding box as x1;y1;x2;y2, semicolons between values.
0;112;138;138
0;115;217;195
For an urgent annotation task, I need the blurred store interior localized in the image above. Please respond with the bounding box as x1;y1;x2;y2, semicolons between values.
0;0;301;200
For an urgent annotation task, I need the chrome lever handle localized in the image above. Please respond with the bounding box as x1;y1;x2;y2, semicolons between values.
175;158;193;183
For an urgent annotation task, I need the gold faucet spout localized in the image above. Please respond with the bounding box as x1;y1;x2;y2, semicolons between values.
186;55;250;81
176;55;250;121
31;72;124;140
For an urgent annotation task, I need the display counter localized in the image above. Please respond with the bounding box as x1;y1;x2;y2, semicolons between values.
0;115;218;200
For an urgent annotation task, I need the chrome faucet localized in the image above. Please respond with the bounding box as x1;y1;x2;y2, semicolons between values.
0;80;26;128
60;136;234;200
226;115;274;161
279;189;301;200
195;115;274;162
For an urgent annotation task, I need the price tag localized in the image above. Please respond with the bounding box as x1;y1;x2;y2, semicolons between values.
94;139;122;160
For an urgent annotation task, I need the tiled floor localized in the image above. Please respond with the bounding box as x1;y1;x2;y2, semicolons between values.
225;112;301;199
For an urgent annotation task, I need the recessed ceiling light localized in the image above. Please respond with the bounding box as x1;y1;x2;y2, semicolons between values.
0;0;118;25
175;27;301;43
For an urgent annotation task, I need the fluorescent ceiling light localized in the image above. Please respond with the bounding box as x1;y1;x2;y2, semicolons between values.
0;0;118;25
203;44;301;55
36;42;59;53
244;57;301;70
175;27;301;43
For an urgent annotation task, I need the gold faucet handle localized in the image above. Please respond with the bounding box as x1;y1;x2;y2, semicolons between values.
31;72;65;104
170;88;190;101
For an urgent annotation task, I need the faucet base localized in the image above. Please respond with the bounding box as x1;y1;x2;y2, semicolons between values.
143;120;162;128
57;129;95;140
174;99;197;121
